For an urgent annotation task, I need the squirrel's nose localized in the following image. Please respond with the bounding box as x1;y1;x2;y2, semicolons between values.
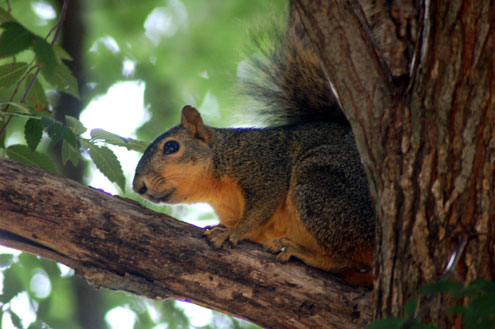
133;177;148;195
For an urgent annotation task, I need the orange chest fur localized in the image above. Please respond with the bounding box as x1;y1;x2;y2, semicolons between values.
208;176;319;250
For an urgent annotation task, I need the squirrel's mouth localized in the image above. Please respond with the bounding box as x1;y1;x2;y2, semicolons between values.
147;187;176;203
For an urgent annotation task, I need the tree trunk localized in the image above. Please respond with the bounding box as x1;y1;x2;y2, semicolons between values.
51;1;107;328
295;0;495;327
0;158;371;329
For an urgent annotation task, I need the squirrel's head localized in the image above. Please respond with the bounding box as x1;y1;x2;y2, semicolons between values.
133;105;216;204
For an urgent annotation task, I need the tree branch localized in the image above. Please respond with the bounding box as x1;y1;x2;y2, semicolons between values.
0;158;371;329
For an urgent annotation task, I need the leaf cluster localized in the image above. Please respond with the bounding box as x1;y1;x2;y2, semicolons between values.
0;253;194;329
0;7;149;193
0;10;79;99
367;279;495;329
0;253;80;329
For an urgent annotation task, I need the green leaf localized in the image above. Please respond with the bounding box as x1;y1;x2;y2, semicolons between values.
0;253;14;268
463;307;495;329
28;319;54;329
41;115;77;147
90;128;149;153
32;36;57;75
448;305;467;315
0;62;28;88
81;139;125;192
469;279;495;294
90;128;121;141
35;299;51;322
469;293;495;316
0;265;22;303
62;139;80;166
404;321;431;329
65;115;87;135
24;73;49;113
0;8;12;24
27;320;48;329
0;101;32;115
366;317;406;329
0;22;34;58
24;118;43;151
41;115;64;145
417;280;464;296
54;45;73;61
404;298;418;319
9;310;23;329
41;60;80;99
6;144;58;174
411;323;439;329
63;128;77;147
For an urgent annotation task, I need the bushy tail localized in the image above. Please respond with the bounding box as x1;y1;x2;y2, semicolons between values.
241;9;349;126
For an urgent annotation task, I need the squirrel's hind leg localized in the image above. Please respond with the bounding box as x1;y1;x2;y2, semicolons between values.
288;144;375;275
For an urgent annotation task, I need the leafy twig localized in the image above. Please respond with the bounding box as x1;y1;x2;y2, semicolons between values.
0;65;39;136
0;0;71;137
21;0;70;104
6;0;11;17
1;63;38;113
50;0;70;47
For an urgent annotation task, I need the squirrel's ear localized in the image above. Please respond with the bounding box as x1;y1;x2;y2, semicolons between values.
180;105;212;143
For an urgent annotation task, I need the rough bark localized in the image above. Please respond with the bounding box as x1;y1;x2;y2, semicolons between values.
0;158;371;329
296;0;495;327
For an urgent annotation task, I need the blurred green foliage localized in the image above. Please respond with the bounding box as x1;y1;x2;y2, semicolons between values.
0;0;286;328
84;0;287;137
366;279;495;329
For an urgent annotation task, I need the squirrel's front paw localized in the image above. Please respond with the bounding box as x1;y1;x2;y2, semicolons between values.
203;224;229;248
203;225;242;248
263;238;295;263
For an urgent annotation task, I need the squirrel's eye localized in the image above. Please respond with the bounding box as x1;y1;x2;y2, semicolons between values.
163;140;180;155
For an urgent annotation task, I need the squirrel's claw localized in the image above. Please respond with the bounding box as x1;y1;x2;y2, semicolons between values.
203;224;244;248
227;230;244;246
203;224;231;249
275;249;292;263
263;238;288;253
264;238;295;263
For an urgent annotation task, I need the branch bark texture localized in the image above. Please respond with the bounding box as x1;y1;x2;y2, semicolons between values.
0;158;371;329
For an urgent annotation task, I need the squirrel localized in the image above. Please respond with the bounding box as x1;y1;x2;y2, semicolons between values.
132;9;375;287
